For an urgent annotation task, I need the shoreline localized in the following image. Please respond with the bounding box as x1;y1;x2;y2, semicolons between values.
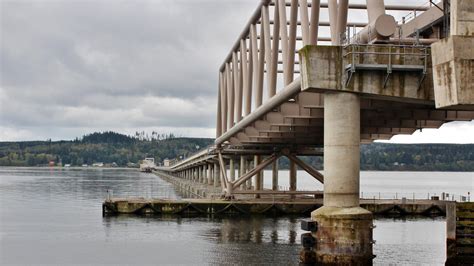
0;166;473;173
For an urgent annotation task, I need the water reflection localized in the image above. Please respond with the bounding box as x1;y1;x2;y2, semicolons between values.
0;168;451;265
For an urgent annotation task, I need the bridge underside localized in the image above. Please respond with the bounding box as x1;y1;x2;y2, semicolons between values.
160;0;474;264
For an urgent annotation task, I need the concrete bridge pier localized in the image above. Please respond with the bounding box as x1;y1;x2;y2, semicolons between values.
207;163;213;185
229;158;235;182
311;92;373;265
272;159;278;191
239;156;246;190
198;166;203;183
246;159;252;189
254;155;262;198
202;165;206;183
289;160;296;199
213;162;220;187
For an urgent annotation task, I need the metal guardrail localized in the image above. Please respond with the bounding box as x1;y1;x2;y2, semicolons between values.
342;43;430;88
360;191;471;202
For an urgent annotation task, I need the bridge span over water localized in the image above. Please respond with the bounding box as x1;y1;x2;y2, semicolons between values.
154;0;474;263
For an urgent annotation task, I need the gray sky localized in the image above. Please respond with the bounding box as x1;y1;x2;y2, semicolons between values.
1;0;473;143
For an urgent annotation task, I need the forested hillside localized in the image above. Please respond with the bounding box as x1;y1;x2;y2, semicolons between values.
0;132;473;171
0;132;213;167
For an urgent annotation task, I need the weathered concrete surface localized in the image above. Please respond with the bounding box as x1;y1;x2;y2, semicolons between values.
323;92;360;207
432;35;474;109
451;0;474;36
299;45;434;103
446;202;474;265
311;206;373;265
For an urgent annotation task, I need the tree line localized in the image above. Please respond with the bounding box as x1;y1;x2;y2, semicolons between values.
0;131;473;171
0;131;212;167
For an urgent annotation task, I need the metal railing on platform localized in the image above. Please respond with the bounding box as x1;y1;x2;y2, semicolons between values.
360;191;471;202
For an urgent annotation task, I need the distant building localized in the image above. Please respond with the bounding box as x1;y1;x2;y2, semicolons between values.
163;159;171;167
92;162;104;167
140;158;156;172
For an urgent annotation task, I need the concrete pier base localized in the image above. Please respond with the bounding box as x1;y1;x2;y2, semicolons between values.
311;206;373;265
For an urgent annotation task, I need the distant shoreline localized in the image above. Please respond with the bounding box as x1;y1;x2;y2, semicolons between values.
0;166;137;170
0;166;472;173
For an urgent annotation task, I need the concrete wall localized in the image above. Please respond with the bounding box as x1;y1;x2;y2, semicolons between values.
299;45;434;102
432;36;474;108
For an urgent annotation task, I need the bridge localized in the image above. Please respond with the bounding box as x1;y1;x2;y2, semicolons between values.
149;0;473;264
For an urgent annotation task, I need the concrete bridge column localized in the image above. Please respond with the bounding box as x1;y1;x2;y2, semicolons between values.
246;159;252;189
289;160;296;199
207;164;213;185
199;166;202;182
202;165;207;183
272;159;279;191
311;92;373;265
254;155;262;198
214;162;220;187
229;158;235;182
197;167;200;182
202;165;206;183
239;156;246;190
198;167;201;182
199;165;206;183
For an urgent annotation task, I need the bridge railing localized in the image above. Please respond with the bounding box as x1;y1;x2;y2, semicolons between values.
216;0;310;139
214;0;432;143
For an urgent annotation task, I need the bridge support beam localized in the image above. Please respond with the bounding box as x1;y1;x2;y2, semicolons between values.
311;92;373;265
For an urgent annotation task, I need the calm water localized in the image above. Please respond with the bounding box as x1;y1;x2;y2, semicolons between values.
0;168;472;265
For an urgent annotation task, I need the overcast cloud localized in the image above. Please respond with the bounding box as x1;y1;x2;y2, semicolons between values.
1;0;473;143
